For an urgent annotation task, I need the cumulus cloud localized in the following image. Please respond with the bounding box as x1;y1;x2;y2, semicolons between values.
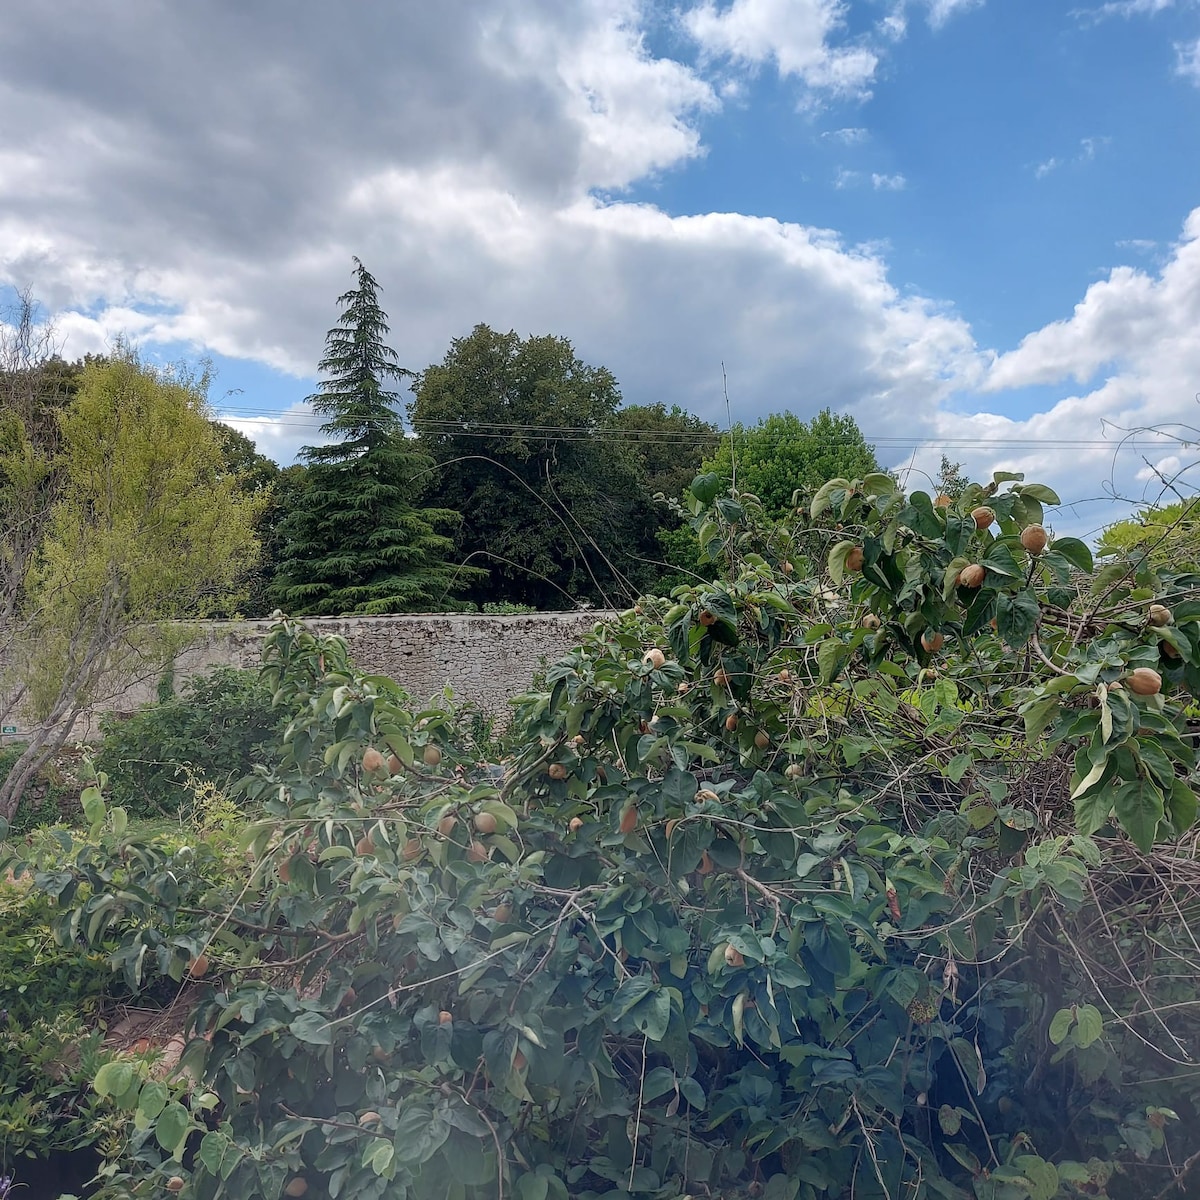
872;172;907;190
684;0;879;95
0;0;988;465
921;208;1200;516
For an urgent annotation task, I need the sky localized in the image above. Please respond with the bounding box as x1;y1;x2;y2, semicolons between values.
1;0;1199;539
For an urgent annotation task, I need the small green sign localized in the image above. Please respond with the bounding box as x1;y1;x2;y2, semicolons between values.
1;725;17;735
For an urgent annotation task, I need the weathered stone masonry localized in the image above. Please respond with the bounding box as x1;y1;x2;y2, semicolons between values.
10;611;614;741
169;611;611;719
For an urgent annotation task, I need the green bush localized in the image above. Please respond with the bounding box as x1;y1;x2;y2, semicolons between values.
0;742;80;834
93;667;282;819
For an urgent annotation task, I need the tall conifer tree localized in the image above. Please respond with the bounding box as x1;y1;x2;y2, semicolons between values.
271;259;480;614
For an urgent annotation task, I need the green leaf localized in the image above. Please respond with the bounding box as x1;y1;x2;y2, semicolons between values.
1048;1008;1073;1046
1013;1155;1059;1200
1022;694;1060;741
1051;537;1093;573
817;638;847;685
690;472;721;505
811;478;850;519
1075;1004;1103;1048
136;1080;168;1123
1167;778;1198;834
1112;778;1164;853
289;1010;333;1045
154;1101;191;1157
1018;483;1061;505
827;540;858;585
995;589;1040;647
94;1061;137;1102
81;785;105;827
364;1139;395;1176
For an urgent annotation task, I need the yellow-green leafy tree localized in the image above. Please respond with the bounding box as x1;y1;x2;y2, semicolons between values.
0;348;261;818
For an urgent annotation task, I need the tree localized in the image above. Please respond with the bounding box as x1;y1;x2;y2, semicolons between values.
609;403;719;502
704;409;879;517
0;348;261;818
269;260;482;614
937;453;969;501
411;325;658;608
1096;496;1200;567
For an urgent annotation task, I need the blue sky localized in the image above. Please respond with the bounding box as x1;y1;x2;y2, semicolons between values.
2;0;1199;537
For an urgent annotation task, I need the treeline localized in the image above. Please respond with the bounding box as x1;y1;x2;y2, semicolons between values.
2;261;882;618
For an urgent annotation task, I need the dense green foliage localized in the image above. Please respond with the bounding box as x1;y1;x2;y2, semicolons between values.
94;668;283;819
5;466;1200;1199
410;325;677;609
703;410;879;518
1096;496;1200;568
270;260;482;615
0;348;262;818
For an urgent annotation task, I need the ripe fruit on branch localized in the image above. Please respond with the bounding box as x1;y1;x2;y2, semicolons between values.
845;546;865;572
467;840;489;863
513;1050;527;1071
355;835;375;856
358;1111;382;1126
1020;524;1048;556
957;564;985;589
422;744;442;768
278;856;293;884
438;1010;453;1025
362;747;385;773
723;943;745;968
1127;667;1163;696
782;560;794;575
1162;641;1181;660
971;506;995;529
188;953;210;979
920;630;945;653
492;902;512;923
387;753;403;775
713;668;731;687
473;811;498;835
167;1178;185;1194
619;805;639;834
568;816;584;833
934;494;953;509
861;613;881;630
643;648;666;668
777;668;791;683
724;713;739;732
697;851;715;875
698;609;717;627
284;1180;308;1198
437;814;457;837
665;818;679;840
785;763;804;780
402;838;422;861
754;730;770;749
1149;603;1174;627
548;763;569;781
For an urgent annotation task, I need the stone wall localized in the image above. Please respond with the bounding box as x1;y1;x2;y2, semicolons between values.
2;611;614;742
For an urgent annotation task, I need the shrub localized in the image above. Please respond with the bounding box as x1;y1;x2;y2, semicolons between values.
93;667;282;819
14;471;1200;1199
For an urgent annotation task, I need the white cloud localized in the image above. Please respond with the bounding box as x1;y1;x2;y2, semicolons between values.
922;0;985;28
834;167;862;188
1177;36;1200;83
823;126;870;143
684;0;879;95
1085;0;1177;17
939;209;1200;512
1034;136;1110;178
223;403;329;467
0;0;984;466
872;172;907;190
